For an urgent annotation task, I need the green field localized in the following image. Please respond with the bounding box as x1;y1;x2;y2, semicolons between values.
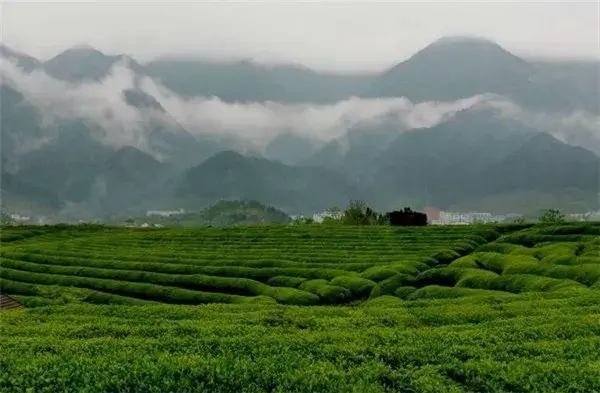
1;223;600;392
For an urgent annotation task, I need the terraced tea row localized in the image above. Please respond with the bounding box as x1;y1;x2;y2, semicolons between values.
2;223;599;393
1;224;599;306
0;226;498;305
400;224;600;299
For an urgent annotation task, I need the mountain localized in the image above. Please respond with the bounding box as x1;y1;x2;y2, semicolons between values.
0;84;50;172
44;45;144;82
0;44;42;72
2;39;599;218
121;87;222;169
263;133;319;165
198;200;291;226
144;58;373;103
1;171;61;212
89;146;174;215
307;119;407;175
176;151;355;213
366;107;599;212
13;122;116;206
145;39;594;112
366;36;574;111
7;142;175;218
122;88;165;111
531;59;600;114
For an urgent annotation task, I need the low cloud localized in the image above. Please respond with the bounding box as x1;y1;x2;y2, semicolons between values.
2;58;599;160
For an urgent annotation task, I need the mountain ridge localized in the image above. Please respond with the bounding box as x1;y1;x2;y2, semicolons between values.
1;37;598;219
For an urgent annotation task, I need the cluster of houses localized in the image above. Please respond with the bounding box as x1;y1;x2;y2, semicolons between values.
5;213;47;225
567;211;600;221
422;208;600;225
297;208;600;226
426;209;522;225
146;209;185;217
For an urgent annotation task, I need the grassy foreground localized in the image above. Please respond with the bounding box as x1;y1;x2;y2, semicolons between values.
1;222;600;392
2;292;600;393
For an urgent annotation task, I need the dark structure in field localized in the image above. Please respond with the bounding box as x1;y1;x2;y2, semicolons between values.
386;208;428;226
0;295;23;310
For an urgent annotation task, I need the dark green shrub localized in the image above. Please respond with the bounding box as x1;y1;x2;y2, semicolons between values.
368;284;381;299
451;242;478;256
266;276;307;288
408;285;513;300
330;276;377;299
394;286;416;299
9;295;62;307
449;255;478;269
266;287;319;305
458;274;586;293
361;261;425;281
83;291;157;305
430;250;461;264
363;295;403;307
415;268;497;288
476;243;532;255
504;263;600;286
378;274;415;295
360;266;398;281
299;279;351;304
0;278;39;296
244;296;278;304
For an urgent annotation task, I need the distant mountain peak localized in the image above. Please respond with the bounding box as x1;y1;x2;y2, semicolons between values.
430;35;499;46
48;45;113;62
415;35;519;60
207;150;247;162
43;45;144;82
0;44;42;72
0;44;25;58
368;34;548;106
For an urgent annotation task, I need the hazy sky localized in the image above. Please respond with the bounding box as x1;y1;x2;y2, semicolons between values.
2;1;599;71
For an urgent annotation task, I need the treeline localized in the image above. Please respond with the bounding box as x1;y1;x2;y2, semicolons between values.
295;200;428;226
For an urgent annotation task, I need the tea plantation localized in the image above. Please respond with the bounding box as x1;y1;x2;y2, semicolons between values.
1;223;599;392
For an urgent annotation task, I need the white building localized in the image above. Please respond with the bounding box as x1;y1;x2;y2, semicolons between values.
312;210;343;223
9;214;31;222
434;211;504;225
146;208;185;217
437;211;473;224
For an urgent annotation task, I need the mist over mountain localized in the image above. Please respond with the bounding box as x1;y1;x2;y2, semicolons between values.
144;58;373;104
365;108;599;212
365;36;582;112
1;37;598;219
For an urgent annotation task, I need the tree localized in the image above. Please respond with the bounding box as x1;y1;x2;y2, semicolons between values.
386;207;428;226
0;210;14;226
511;216;527;224
539;209;565;224
338;200;394;226
327;206;341;215
292;216;314;225
342;200;371;225
322;216;342;225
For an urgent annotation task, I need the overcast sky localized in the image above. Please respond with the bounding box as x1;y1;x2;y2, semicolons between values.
2;1;599;72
